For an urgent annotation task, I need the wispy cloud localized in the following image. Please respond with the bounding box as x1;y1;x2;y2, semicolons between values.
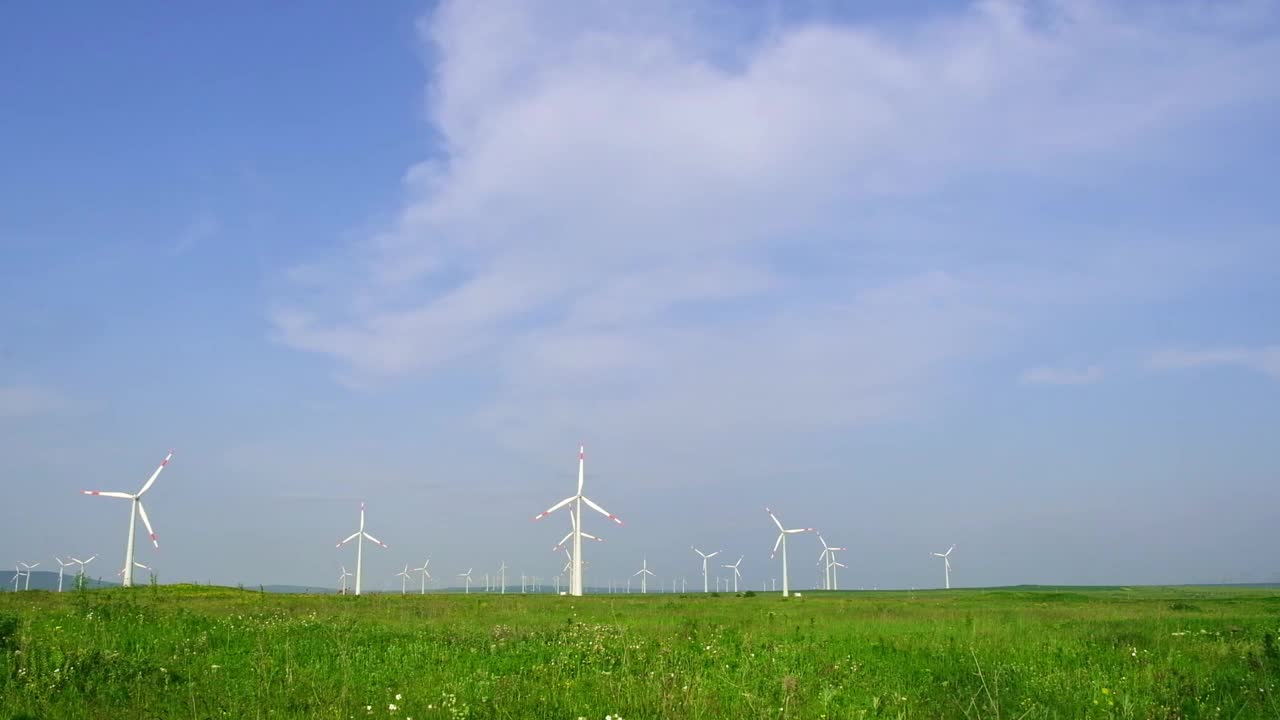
173;212;219;255
271;0;1279;445
0;385;68;418
1148;346;1280;380
1019;365;1104;386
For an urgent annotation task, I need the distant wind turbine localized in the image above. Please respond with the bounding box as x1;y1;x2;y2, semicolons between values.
458;568;473;594
338;564;353;595
116;561;151;582
413;559;431;594
931;545;955;589
69;555;97;590
497;561;508;594
395;564;412;595
81;450;173;588
722;556;743;593
817;534;848;590
691;547;720;593
55;557;72;592
767;507;814;597
18;562;39;591
633;556;655;594
335;502;388;596
533;445;623;597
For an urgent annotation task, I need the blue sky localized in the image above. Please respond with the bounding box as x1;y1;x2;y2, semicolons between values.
2;1;1278;592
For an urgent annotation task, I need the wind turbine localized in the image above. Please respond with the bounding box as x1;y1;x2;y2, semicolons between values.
767;507;814;597
633;556;654;594
18;562;39;591
8;567;17;592
691;547;720;593
338;565;353;595
533;445;623;597
817;535;848;590
722;556;743;593
69;555;97;590
413;559;431;594
395;564;412;595
81;450;173;588
55;557;72;592
335;502;388;596
497;561;508;594
116;561;151;582
458;568;473;594
932;545;955;589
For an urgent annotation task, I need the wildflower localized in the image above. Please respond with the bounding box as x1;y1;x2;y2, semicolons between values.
395;694;402;701
1101;688;1110;695
389;704;398;712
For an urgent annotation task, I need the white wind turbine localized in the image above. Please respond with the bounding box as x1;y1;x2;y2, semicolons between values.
633;556;655;594
20;562;39;591
533;445;623;597
722;556;743;593
117;561;151;582
70;555;97;589
395;564;412;595
335;502;388;596
817;534;849;590
458;568;473;594
338;565;353;595
413;559;431;594
767;507;814;597
55;557;72;592
497;561;508;594
691;547;720;593
81;450;173;588
932;544;955;589
8;566;17;592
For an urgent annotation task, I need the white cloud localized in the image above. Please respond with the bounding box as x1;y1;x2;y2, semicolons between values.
1148;347;1280;379
1019;365;1104;386
272;0;1278;444
0;385;68;418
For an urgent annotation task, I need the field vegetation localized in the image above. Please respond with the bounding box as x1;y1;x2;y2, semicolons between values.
2;585;1278;718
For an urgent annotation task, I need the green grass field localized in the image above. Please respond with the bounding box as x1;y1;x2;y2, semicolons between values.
2;586;1278;718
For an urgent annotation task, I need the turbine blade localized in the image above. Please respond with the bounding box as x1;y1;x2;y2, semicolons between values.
137;451;174;496
771;532;783;557
580;532;603;542
337;532;360;547
136;501;159;548
581;496;622;525
534;496;575;521
362;532;387;548
577;445;585;495
555;531;573;549
785;527;814;534
82;491;133;499
766;507;784;531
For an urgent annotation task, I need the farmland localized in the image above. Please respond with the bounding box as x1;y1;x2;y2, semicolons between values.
1;586;1278;718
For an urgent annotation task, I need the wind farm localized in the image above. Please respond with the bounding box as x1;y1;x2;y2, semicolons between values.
5;1;1280;717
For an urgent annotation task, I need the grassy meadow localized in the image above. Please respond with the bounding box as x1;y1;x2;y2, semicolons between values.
1;585;1278;719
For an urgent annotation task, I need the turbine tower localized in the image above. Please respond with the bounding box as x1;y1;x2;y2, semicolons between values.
767;507;814;597
932;545;955;589
335;502;388;596
722;556;743;593
633;556;655;594
81;450;173;588
691;547;720;593
533;445;623;597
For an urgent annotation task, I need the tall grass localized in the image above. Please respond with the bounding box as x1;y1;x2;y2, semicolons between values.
1;586;1278;718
